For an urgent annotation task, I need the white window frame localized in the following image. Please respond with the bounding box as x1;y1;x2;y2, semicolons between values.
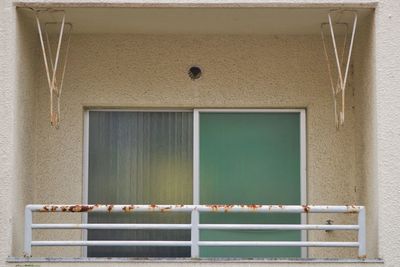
83;108;307;258
193;109;307;258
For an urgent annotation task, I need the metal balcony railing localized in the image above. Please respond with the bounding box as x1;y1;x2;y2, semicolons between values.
24;204;366;258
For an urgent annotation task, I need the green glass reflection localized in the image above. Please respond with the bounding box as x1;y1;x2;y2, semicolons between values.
199;112;301;258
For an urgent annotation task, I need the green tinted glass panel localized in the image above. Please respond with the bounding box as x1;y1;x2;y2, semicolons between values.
199;112;301;258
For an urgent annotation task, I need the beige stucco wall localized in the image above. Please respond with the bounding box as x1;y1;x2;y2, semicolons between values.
353;11;377;259
11;13;39;258
29;32;364;258
0;0;38;262
375;0;400;265
4;0;400;266
0;1;16;265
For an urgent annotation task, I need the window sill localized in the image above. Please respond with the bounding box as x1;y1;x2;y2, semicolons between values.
7;257;384;264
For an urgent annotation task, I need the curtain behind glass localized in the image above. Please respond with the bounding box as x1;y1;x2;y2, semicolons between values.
88;111;193;257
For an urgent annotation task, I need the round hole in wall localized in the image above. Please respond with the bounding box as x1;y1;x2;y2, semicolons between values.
188;66;202;80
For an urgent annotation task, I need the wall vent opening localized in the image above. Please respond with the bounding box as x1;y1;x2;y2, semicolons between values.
188;66;202;80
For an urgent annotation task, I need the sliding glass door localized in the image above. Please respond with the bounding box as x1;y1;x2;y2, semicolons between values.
86;109;305;258
198;111;302;258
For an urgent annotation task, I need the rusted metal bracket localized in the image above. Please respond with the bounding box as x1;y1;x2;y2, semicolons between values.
321;10;357;129
35;9;72;129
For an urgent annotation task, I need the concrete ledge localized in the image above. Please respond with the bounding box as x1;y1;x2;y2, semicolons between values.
7;257;384;264
13;0;378;8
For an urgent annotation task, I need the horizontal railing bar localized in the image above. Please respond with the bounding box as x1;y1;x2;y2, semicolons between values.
27;204;363;214
31;223;359;231
31;240;359;247
32;224;192;230
23;204;366;258
28;205;193;213
199;224;359;230
198;241;359;247
31;241;191;247
196;206;362;213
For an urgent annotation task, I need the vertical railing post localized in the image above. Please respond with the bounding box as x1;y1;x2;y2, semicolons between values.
358;207;366;258
191;208;199;258
24;206;32;257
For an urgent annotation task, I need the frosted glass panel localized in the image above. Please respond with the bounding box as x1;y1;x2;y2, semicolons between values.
88;111;193;257
199;112;301;258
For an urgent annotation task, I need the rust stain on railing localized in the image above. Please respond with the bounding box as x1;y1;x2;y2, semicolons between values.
205;204;265;212
246;204;262;210
302;205;311;213
160;207;172;212
107;205;114;212
40;205;96;212
122;205;134;212
206;205;233;212
35;204;363;214
345;205;360;213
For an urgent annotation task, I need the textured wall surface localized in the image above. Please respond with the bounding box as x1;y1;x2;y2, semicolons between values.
14;0;378;8
0;0;16;265
353;12;377;259
2;0;400;266
30;33;362;258
0;0;38;266
12;12;39;257
375;0;400;265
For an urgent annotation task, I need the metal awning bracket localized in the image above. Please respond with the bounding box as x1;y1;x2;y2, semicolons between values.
35;9;72;129
321;10;357;129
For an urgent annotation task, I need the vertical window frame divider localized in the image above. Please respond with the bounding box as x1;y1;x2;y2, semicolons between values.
82;110;90;258
191;110;200;257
